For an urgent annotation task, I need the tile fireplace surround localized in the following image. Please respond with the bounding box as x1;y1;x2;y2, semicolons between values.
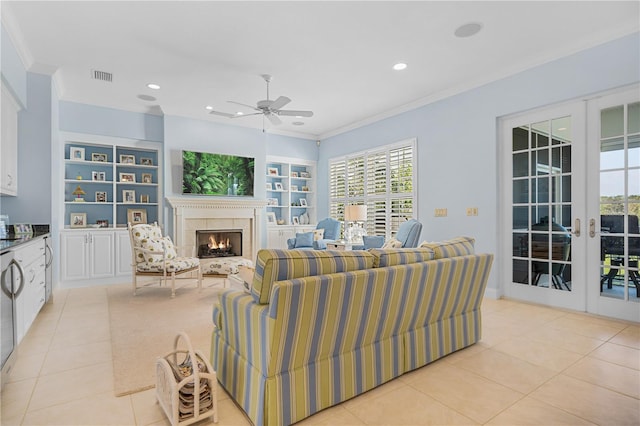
165;197;268;262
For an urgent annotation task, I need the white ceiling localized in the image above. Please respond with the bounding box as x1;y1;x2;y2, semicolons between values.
3;1;639;140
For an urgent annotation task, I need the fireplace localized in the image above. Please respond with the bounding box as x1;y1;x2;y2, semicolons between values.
196;229;243;258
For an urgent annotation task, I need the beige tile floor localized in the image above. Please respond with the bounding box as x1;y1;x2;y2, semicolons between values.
1;283;639;426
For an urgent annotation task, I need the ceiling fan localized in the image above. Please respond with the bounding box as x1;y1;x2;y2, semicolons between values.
209;74;313;126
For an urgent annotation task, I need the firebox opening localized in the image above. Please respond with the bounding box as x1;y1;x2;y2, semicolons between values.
196;229;242;258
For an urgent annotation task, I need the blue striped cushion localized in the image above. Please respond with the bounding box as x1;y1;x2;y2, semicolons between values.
419;236;475;259
368;248;435;268
251;249;375;304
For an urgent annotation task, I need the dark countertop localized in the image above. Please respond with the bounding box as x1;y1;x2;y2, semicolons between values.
0;229;51;254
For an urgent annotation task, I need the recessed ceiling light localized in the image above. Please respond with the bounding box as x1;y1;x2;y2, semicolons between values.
454;22;483;38
293;122;304;126
205;105;213;110
236;112;244;116
146;83;160;90
393;63;407;71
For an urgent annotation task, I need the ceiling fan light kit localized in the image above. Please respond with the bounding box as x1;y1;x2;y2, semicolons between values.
208;74;313;127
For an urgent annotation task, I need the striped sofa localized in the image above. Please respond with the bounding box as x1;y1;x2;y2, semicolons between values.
211;238;493;425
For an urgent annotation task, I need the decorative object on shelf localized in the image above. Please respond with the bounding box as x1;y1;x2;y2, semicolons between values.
70;146;85;161
123;189;136;204
96;219;109;228
92;153;108;162
302;186;310;192
300;171;310;178
267;198;278;206
70;212;87;228
344;204;367;244
274;182;283;191
291;172;298;178
267;167;278;176
266;212;277;225
72;185;86;202
120;154;135;164
266;182;272;190
95;191;107;202
292;216;299;225
140;194;150;203
142;173;152;184
119;172;135;182
140;157;153;166
92;171;106;181
299;198;307;207
127;208;147;224
291;185;298;191
76;174;83;180
277;219;285;225
299;213;310;225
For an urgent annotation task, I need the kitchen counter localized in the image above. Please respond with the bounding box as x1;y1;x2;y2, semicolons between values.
0;229;50;253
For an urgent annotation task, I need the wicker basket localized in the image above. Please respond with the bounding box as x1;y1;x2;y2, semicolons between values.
156;332;218;425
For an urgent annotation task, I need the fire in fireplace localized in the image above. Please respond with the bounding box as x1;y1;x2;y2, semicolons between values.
196;229;242;258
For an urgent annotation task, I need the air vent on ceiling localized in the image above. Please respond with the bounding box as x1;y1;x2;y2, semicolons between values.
91;69;113;82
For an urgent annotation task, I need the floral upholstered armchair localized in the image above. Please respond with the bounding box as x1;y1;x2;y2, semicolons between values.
128;222;202;297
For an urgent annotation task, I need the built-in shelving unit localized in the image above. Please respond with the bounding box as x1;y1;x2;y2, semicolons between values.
266;156;316;226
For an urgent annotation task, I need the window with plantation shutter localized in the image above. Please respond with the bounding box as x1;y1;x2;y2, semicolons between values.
329;138;417;240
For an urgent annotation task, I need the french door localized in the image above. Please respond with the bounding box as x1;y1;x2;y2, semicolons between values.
501;86;640;322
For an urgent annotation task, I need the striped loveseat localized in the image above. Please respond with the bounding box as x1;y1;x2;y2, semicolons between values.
211;238;493;425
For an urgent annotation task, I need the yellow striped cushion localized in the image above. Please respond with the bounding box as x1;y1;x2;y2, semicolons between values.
251;249;375;304
368;248;435;268
419;236;475;259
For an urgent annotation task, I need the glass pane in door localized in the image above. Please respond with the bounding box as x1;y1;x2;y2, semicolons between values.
512;118;573;291
599;102;640;301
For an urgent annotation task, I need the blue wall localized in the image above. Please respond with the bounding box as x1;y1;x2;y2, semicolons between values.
0;24;27;107
318;32;640;294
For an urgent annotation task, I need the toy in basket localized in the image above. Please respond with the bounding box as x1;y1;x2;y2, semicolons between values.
156;332;218;425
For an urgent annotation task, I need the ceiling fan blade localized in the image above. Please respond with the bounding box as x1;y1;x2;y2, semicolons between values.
227;100;260;111
230;112;262;119
277;110;314;117
266;113;282;126
208;110;236;118
269;96;291;110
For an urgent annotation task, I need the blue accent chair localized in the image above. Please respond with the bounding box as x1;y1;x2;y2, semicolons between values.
353;219;423;250
287;217;342;250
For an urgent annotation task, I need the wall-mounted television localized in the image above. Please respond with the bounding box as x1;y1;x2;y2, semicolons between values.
182;150;255;196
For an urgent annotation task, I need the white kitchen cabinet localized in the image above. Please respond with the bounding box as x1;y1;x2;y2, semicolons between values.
115;229;132;276
1;83;20;196
13;238;46;343
60;230;114;282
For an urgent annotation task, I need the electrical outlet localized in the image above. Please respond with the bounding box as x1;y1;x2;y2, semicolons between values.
434;208;447;217
466;207;478;216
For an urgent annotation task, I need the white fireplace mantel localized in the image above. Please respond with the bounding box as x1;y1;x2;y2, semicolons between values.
166;197;268;261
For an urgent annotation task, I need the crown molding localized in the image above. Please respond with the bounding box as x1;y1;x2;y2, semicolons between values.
1;4;34;70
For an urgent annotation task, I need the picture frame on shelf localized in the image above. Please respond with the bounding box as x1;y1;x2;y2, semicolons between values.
95;191;107;203
119;172;135;183
291;185;298;191
274;182;283;191
141;173;152;184
91;153;108;162
140;194;150;203
70;147;85;161
92;171;106;181
266;182;272;190
140;157;153;166
127;208;147;224
96;219;109;228
267;167;279;176
300;171;310;178
70;212;87;228
299;198;307;207
292;216;299;225
291;172;298;178
267;198;278;206
266;212;277;225
120;154;135;164
123;189;136;204
302;186;310;192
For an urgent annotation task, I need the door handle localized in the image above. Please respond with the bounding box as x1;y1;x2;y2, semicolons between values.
571;218;581;237
589;218;596;238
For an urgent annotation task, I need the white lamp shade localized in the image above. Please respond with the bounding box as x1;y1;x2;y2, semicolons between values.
344;205;367;221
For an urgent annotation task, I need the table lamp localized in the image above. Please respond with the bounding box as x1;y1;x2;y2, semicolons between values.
344;204;367;243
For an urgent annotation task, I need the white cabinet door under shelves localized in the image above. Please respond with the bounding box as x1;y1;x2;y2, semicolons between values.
115;229;132;276
60;231;114;281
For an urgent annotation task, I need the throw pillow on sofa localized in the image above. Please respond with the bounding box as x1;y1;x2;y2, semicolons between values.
313;229;325;241
381;238;403;249
294;232;314;248
419;236;475;259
